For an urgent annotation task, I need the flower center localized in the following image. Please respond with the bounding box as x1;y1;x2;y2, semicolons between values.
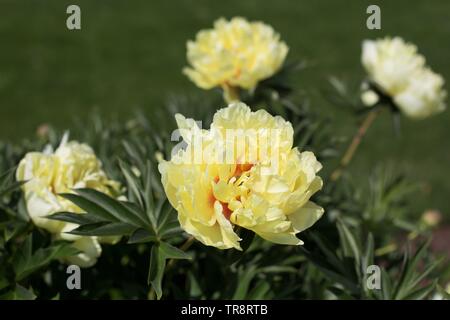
207;193;232;220
233;163;253;181
209;163;254;220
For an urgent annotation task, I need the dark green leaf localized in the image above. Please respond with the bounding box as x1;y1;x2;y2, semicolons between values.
73;188;145;228
0;180;26;198
121;201;151;229
403;281;437;300
232;266;258;299
128;228;157;244
59;192;118;222
47;212;103;225
0;284;36;300
394;241;430;299
337;219;360;265
68;222;136;236
247;280;271;299
14;236;80;281
148;244;165;300
119;159;144;208
159;242;192;260
147;241;192;300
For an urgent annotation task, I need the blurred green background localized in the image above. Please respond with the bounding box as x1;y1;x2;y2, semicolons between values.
1;0;449;216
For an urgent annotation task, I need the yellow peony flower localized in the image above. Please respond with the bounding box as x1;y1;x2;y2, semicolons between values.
183;17;288;102
361;37;446;119
159;102;324;250
393;67;446;119
16;135;121;267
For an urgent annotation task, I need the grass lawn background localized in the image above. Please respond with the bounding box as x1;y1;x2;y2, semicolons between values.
1;0;449;217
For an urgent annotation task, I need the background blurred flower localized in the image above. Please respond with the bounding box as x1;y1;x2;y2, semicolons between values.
16;135;121;267
361;37;446;119
159;102;323;250
421;209;442;228
394;68;446;119
183;17;288;102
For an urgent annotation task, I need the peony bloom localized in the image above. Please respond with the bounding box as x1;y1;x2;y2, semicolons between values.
393;68;446;119
159;102;323;250
16;135;121;267
183;17;288;102
361;37;446;119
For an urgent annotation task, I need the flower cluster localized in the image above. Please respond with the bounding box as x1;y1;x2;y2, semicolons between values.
13;18;448;271
361;37;446;119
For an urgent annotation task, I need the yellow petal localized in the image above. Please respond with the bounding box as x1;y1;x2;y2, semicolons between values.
289;201;324;233
257;231;303;246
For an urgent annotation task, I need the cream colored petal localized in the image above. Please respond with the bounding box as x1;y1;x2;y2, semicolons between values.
25;189;64;234
178;212;233;250
182;67;216;89
212;180;235;203
65;237;102;268
250;217;291;234
174;113;201;144
256;231;303;246
58;222;82;242
289;201;324;233
361;40;377;71
283;176;323;214
231;208;257;228
214;201;241;250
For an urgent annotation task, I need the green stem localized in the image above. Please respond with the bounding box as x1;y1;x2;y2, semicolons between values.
222;84;241;103
147;287;156;300
330;108;381;181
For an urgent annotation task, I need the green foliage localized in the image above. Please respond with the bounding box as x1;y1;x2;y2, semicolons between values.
48;161;190;299
0;60;447;300
13;235;79;282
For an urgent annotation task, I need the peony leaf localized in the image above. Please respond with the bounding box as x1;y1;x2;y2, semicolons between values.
13;235;80;281
128;228;157;244
59;192;118;222
72;188;146;228
247;280;271;299
148;244;164;299
68;222;136;237
120;200;152;229
148;242;192;299
159;242;192;260
403;280;438;300
0;284;36;300
0;167;26;198
337;219;361;277
47;211;103;225
232;265;258;299
119;159;144;209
